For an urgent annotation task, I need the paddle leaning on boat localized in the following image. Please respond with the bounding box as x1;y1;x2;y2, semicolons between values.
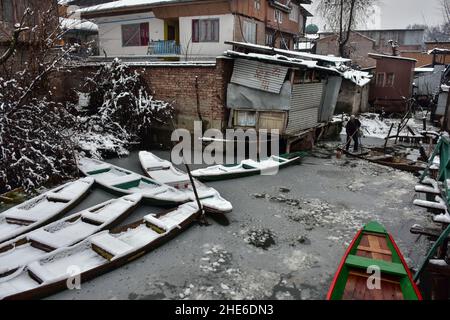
138;151;232;214
0;194;142;278
0;178;94;244
190;152;306;182
327;221;422;300
0;202;201;300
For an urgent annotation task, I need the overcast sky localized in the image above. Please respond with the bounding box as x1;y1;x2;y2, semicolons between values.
306;0;446;30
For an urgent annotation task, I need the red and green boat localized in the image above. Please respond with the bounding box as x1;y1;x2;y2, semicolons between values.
327;221;422;300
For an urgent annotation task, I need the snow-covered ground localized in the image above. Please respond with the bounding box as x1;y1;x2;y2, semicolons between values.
337;113;440;146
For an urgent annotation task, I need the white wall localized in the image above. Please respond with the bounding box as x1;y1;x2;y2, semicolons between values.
94;12;164;56
179;14;234;58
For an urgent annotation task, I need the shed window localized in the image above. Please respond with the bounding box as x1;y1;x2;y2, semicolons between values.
192;19;219;42
376;73;385;87
121;23;149;47
236;111;257;127
243;20;257;44
386;73;395;87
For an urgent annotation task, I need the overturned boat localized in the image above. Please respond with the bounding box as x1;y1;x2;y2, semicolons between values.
0;178;94;244
0;194;141;277
78;158;190;206
190;152;305;182
139;151;232;214
0;202;200;300
327;221;422;300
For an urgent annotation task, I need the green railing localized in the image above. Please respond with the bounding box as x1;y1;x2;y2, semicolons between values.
415;135;450;281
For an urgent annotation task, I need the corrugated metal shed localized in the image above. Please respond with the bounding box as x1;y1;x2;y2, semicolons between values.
230;58;289;94
414;65;445;96
286;83;325;134
320;76;342;122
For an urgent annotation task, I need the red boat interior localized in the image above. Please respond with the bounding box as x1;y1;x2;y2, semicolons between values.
342;232;404;300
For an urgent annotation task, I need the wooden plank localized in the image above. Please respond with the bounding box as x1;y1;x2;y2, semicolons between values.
411;225;448;240
342;274;358;300
368;235;385;261
357;245;392;256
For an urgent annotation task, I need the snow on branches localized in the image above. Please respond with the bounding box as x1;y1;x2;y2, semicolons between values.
75;58;173;158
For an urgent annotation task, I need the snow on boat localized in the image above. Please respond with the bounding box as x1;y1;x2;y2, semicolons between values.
0;202;200;300
78;158;190;206
190;152;305;182
138;151;232;214
327;221;422;300
0;194;142;277
0;178;94;244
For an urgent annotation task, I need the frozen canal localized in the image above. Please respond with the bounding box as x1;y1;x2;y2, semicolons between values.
15;144;433;300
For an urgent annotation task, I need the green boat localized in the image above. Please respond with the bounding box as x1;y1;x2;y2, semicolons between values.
190;152;306;182
327;221;422;300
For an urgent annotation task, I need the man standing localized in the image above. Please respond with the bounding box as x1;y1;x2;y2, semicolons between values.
346;115;362;152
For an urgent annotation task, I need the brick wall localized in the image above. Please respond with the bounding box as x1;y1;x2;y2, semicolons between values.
137;57;233;131
52;57;234;133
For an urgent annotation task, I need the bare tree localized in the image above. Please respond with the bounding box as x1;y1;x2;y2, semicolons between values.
442;0;450;25
317;0;377;57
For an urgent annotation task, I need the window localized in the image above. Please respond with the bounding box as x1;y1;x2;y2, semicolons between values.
386;73;395;87
289;4;299;22
376;73;385;87
192;19;219;42
236;111;257;127
266;32;274;47
243;20;257;44
121;23;149;47
1;0;14;23
254;0;261;10
274;9;283;24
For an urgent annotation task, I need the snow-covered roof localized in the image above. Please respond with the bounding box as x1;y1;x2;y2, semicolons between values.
224;50;372;87
225;41;352;64
60;17;98;32
415;67;434;73
79;0;178;14
368;53;417;62
428;48;450;55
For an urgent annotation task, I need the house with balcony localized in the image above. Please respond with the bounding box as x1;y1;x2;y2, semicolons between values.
79;0;312;60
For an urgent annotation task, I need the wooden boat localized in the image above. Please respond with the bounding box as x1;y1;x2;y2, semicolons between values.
327;221;422;300
0;194;142;278
0;178;94;244
0;202;200;300
190;152;306;182
339;148;427;173
138;151;232;214
78;158;191;206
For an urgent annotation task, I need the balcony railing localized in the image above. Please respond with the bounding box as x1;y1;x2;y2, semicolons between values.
147;40;181;55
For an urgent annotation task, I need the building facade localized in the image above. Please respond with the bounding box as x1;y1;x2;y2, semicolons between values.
80;0;312;59
316;28;425;69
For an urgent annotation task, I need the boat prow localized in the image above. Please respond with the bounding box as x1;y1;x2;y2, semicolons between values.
327;221;422;300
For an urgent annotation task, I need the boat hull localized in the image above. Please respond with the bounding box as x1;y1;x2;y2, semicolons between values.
192;153;305;182
2;207;200;300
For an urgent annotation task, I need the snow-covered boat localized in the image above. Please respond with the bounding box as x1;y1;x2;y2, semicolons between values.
190;152;306;182
0;202;200;300
0;194;142;277
138;151;232;214
77;158;190;206
0;178;94;244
